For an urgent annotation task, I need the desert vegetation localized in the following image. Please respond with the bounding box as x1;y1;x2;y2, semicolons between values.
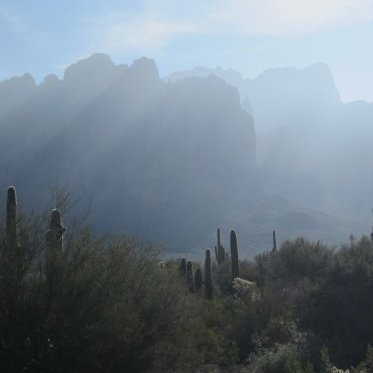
1;186;373;372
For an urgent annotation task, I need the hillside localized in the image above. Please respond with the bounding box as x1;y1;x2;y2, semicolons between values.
169;64;373;243
0;55;371;252
0;54;256;251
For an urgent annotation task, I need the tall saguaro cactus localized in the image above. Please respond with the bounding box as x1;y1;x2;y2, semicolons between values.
214;228;225;265
6;186;17;249
272;230;277;252
204;249;213;299
179;258;187;275
46;209;66;296
46;209;66;252
230;230;240;279
194;268;202;292
186;261;195;292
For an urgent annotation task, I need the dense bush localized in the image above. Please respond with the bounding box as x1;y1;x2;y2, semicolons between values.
2;189;373;372
0;196;240;372
0;221;189;371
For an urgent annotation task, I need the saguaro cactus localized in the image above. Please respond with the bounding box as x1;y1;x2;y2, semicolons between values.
194;268;202;292
230;230;240;279
214;228;225;265
179;258;187;275
6;186;17;248
45;209;66;296
186;261;195;292
46;209;66;251
272;230;277;252
204;249;213;299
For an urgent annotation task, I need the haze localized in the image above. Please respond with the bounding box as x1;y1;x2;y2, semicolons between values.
0;1;373;255
1;0;373;102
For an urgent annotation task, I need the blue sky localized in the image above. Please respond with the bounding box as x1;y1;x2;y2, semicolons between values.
1;0;373;102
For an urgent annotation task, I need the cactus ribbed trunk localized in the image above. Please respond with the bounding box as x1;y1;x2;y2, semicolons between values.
186;261;195;292
194;268;202;292
214;228;225;265
204;249;213;299
230;230;239;279
6;186;17;249
46;209;66;252
46;209;66;297
179;258;187;275
273;230;277;252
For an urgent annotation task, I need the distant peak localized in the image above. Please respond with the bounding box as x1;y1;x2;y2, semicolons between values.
63;53;115;82
42;74;59;85
303;62;333;76
305;62;331;72
38;74;60;91
0;73;36;88
254;63;341;106
130;57;159;80
77;53;114;66
257;63;334;81
167;65;243;86
21;73;36;84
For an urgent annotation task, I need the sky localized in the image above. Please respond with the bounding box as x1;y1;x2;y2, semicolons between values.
1;0;373;102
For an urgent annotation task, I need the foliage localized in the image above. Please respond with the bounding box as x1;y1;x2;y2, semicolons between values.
2;188;373;371
246;343;313;373
0;204;226;371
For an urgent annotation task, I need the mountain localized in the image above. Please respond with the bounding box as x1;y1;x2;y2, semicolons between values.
1;55;371;254
168;63;341;129
0;54;256;251
169;64;373;218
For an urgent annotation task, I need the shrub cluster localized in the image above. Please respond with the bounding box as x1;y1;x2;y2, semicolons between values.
2;187;373;372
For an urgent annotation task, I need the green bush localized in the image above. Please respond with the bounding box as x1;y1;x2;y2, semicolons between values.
0;211;196;372
2;188;373;372
246;343;313;373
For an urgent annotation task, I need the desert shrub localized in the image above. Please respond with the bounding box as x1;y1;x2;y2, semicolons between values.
304;236;373;369
246;343;313;373
255;238;333;285
0;212;196;372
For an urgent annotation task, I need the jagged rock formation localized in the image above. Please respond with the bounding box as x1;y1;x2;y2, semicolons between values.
0;54;256;251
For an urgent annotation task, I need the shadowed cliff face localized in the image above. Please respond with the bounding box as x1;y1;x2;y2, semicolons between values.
169;63;342;131
0;73;37;119
169;64;373;218
0;54;256;250
1;55;372;253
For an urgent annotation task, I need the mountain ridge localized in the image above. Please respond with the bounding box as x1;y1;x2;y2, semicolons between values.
0;54;371;254
0;54;259;252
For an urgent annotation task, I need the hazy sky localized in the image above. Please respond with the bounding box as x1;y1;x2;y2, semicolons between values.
1;0;373;102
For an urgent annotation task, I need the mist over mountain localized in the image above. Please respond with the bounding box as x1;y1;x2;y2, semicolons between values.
0;54;257;251
169;65;373;223
168;63;341;126
0;54;371;254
